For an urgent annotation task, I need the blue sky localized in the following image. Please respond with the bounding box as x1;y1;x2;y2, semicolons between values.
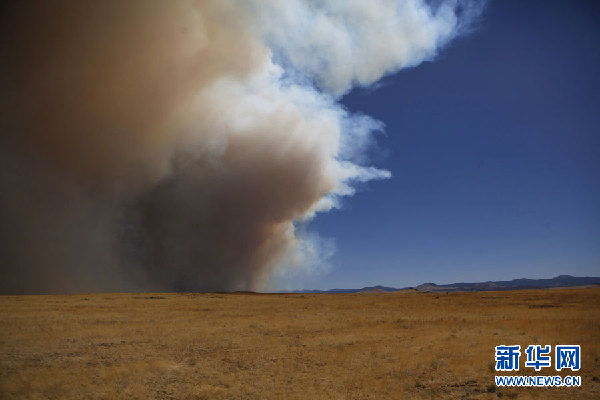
306;0;600;289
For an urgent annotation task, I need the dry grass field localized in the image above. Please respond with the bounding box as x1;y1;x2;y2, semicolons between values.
1;287;599;399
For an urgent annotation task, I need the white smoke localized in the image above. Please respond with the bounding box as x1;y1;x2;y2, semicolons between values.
240;0;481;95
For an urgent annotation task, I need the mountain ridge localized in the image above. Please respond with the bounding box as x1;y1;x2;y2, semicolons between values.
291;275;600;294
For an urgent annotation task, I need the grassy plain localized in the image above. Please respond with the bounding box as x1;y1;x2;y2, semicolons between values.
0;287;599;399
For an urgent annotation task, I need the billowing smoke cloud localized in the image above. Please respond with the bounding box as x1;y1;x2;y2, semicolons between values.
0;0;483;293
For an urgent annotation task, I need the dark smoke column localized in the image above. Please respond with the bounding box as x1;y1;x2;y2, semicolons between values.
0;0;480;293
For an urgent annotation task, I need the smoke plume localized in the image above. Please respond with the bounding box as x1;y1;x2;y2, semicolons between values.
0;0;483;293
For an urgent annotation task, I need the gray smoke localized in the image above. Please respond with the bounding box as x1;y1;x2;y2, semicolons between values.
0;0;484;293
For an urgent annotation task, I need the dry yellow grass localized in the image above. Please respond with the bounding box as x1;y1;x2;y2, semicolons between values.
0;287;599;399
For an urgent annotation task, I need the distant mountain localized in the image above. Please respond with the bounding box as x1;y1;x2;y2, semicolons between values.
295;285;401;294
294;275;600;294
414;275;600;293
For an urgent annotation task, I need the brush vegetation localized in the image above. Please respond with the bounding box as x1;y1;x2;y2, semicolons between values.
1;288;599;399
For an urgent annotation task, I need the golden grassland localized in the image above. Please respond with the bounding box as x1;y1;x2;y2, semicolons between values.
0;287;599;399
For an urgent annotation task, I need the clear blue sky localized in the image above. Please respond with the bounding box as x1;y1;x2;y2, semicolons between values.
306;0;600;289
